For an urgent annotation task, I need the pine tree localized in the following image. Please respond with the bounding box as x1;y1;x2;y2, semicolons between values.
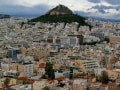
45;62;55;80
100;71;109;84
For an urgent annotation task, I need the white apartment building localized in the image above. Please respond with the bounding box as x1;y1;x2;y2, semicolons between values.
19;61;34;77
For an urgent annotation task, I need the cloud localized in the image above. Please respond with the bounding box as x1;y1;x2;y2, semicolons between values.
0;0;48;7
88;0;120;7
88;0;101;3
0;0;94;16
89;5;110;14
0;0;120;19
88;4;120;14
86;0;120;19
0;4;50;17
104;0;120;5
74;10;90;16
88;0;120;5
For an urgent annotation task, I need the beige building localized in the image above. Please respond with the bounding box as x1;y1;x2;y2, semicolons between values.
0;78;17;89
0;78;5;89
9;78;17;86
75;60;100;73
110;36;120;43
72;79;87;90
33;80;47;90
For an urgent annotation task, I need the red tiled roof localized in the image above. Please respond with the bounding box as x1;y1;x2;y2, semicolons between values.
34;70;38;74
47;79;54;84
18;77;28;81
18;77;35;84
55;76;65;81
108;82;117;86
0;84;16;90
115;71;120;73
27;79;35;84
39;63;46;68
116;87;120;90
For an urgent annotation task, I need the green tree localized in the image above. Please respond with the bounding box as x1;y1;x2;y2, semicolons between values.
4;77;10;89
104;37;110;43
45;62;55;80
99;71;109;84
69;67;73;79
43;86;50;90
4;78;10;86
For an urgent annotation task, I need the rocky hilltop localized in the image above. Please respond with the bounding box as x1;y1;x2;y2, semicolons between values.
46;4;73;15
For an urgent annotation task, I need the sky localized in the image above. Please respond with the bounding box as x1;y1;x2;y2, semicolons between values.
0;0;120;20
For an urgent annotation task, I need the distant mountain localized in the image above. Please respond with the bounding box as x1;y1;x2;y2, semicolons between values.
92;17;120;22
0;14;11;19
84;15;120;23
30;5;90;26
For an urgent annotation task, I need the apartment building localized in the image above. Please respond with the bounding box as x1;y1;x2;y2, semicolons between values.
18;61;34;77
75;60;100;73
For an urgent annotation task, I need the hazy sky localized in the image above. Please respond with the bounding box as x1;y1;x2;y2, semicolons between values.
0;0;120;19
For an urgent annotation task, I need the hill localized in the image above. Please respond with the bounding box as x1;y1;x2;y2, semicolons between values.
30;5;89;26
